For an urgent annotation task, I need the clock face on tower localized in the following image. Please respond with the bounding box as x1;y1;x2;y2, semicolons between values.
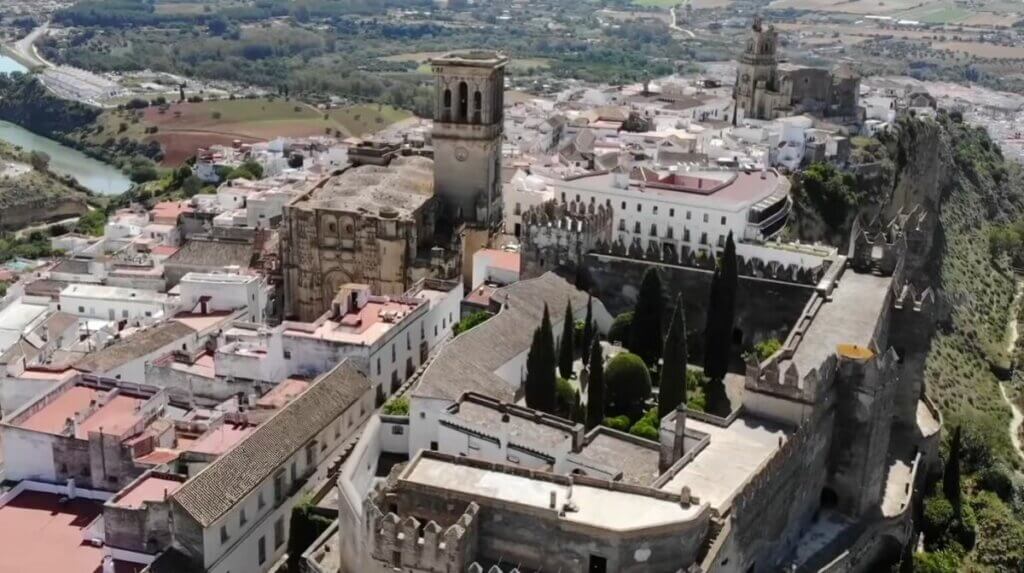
454;146;469;162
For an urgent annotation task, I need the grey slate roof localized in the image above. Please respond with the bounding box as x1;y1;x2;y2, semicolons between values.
171;360;371;527
74;321;196;374
164;238;254;269
413;272;590;403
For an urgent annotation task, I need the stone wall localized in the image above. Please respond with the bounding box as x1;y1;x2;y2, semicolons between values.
584;253;813;357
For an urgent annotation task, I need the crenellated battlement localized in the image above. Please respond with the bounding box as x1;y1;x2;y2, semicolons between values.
849;207;926;276
366;498;480;573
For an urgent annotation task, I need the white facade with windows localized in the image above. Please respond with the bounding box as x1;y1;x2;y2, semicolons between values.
541;168;791;257
59;284;176;322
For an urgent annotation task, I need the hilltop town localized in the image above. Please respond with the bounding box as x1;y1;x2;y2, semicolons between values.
0;1;1022;572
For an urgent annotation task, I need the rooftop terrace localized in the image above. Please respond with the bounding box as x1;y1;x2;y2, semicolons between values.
0;491;144;573
17;385;146;439
112;474;185;509
401;454;704;531
659;414;793;513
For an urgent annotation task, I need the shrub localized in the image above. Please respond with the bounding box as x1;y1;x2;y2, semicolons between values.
608;311;633;343
629;408;659;440
382;395;409;416
923;494;955;549
453;311;491;336
913;549;962;573
604;352;652;419
555;377;576;419
603;415;630;432
752;338;782;361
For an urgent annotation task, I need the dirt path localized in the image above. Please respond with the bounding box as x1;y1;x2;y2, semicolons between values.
999;279;1024;461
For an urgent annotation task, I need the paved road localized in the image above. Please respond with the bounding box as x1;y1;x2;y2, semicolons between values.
9;24;50;69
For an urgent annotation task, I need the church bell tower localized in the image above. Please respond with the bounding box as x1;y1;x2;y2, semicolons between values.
430;51;508;227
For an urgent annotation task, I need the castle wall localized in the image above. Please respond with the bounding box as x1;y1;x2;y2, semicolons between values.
584;253;812;357
392;483;708;572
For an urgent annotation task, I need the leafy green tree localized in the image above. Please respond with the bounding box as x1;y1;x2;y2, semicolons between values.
287;498;333;569
181;175;203;197
605;352;652;420
525;304;557;414
658;296;687;419
585;338;605;430
628;268;664;366
129;156;159;184
559;299;575;379
581;297;594;365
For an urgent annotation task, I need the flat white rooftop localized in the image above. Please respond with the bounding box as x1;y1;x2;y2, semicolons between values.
659;415;792;513
180;272;259;285
403;456;704;531
60;284;170;305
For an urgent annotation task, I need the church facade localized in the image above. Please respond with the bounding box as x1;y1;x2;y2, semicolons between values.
733;17;861;123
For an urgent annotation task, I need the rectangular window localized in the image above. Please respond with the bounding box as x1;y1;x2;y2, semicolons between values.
670;208;675;217
274;517;285;549
652;205;658;215
376;358;381;376
618;220;626;231
283;350;291;360
391;345;396;363
391;425;405;435
78;306;84;313
721;216;727;225
121;310;128;318
220;526;229;544
703;213;709;223
274;471;285;503
258;536;266;565
700;232;708;245
514;202;521;215
621;201;626;210
686;211;692;220
718;235;725;248
290;462;297;484
258;491;265;510
636;204;641;213
240;508;247;527
306;442;316;467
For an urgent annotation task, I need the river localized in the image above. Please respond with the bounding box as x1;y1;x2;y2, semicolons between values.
0;55;131;196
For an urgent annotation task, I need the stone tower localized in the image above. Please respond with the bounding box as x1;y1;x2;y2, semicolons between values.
733;16;779;123
430;51;508;227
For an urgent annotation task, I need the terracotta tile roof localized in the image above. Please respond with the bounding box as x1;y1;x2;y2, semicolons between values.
171;360;370;526
73;322;196;374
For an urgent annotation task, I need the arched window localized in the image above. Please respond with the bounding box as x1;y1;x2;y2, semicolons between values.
442;89;452;121
458;82;469;122
472;90;482;124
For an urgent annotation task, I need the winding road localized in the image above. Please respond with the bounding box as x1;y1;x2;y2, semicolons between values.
670;5;696;39
1000;280;1024;462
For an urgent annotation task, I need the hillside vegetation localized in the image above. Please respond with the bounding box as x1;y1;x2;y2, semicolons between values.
792;114;1024;570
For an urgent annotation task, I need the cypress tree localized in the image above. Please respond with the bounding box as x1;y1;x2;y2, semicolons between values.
628;267;664;367
944;425;963;516
704;232;738;410
582;297;594;365
658;296;688;419
525;304;557;414
585;338;605;430
559;299;575;379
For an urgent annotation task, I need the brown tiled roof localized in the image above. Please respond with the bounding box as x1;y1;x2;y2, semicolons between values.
73;321;196;374
171;360;371;526
413;273;590;403
164;238;254;269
